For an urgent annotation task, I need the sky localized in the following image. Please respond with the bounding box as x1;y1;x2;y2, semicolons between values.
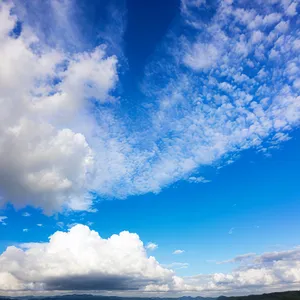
0;0;300;297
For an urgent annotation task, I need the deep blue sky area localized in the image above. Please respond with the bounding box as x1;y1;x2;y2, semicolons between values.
120;0;180;115
124;0;180;77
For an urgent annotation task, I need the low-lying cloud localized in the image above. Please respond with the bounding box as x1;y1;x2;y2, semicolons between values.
1;225;300;295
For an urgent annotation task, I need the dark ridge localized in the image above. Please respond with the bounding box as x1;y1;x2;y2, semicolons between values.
217;290;300;300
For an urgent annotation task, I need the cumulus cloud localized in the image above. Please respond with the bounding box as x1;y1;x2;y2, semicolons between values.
0;0;299;214
0;225;176;292
0;2;117;213
185;247;300;295
1;226;300;295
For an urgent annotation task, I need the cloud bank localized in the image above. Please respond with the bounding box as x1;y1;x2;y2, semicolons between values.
1;225;300;296
0;0;299;214
0;224;177;292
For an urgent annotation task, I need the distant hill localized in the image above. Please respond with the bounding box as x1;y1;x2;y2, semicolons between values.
0;291;300;300
218;291;300;300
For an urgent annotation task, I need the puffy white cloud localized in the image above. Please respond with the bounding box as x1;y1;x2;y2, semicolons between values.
183;43;220;71
146;242;158;251
2;227;300;295
251;30;264;44
0;2;117;213
173;250;185;255
0;224;175;292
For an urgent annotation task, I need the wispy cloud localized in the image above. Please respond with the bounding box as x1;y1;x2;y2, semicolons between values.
22;212;31;217
0;216;7;225
164;262;189;269
228;227;234;235
188;176;211;184
173;249;185;255
146;242;158;251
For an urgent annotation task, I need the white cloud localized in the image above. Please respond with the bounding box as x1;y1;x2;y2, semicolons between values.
188;176;211;184
183;43;220;71
0;216;7;226
275;20;289;32
263;13;282;26
218;252;257;264
251;30;264;44
0;225;176;292
0;2;117;213
285;2;297;16
37;224;43;227
22;212;31;217
186;247;300;295
173;250;185;255
164;262;189;269
2;226;300;295
146;242;158;251
293;78;300;89
22;228;28;232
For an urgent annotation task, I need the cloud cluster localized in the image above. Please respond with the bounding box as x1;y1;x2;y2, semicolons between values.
0;224;175;292
0;0;299;213
1;225;300;295
185;246;300;295
0;216;7;225
0;2;117;213
139;0;300;197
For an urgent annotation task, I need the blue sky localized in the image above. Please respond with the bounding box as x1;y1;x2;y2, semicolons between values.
0;0;300;297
